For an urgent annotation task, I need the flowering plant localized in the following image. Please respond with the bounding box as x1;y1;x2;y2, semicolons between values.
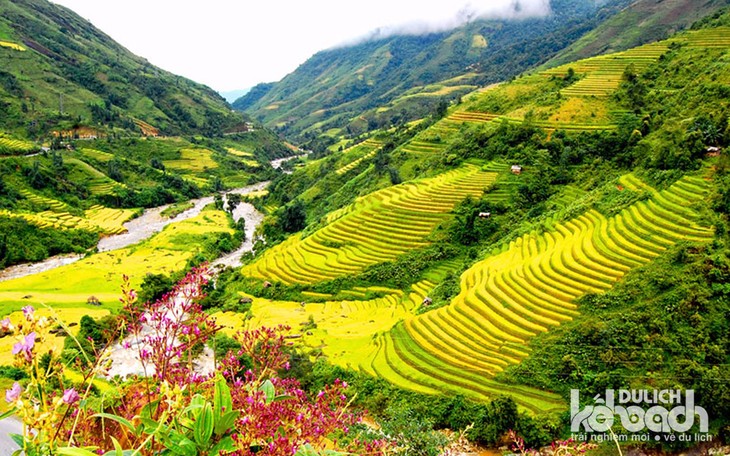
1;266;387;455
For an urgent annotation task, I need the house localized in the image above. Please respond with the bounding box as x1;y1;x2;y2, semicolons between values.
511;165;523;174
706;146;721;157
478;212;491;218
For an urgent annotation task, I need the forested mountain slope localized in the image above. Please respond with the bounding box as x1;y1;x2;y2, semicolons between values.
0;0;242;137
224;13;730;434
234;0;634;141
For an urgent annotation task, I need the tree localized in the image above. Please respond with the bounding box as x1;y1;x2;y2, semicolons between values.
279;199;306;233
26;160;48;189
435;99;449;119
235;217;247;241
214;193;224;211
150;157;165;172
226;193;242;214
138;273;174;304
620;64;646;112
107;159;124;182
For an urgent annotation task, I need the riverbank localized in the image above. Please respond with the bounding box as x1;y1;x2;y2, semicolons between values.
0;181;269;284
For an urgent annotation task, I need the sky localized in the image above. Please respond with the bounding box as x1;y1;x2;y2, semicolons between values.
52;0;551;94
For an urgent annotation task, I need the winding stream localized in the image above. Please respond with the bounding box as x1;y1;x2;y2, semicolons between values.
0;155;301;445
0;181;269;283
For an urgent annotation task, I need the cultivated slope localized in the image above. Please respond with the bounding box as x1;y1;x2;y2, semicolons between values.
368;173;713;412
242;164;497;284
546;0;729;67
0;0;242;136
235;0;634;139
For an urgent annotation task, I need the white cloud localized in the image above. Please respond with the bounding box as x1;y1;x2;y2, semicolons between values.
52;0;551;92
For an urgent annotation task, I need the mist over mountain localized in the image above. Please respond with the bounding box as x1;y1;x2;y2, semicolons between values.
233;0;633;141
341;0;553;46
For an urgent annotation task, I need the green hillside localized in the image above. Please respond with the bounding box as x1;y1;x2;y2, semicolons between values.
0;0;243;137
222;14;730;435
546;0;730;67
234;0;636;141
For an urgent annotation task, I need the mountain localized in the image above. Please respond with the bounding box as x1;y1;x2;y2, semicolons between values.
219;88;251;104
0;0;291;271
231;10;730;437
0;0;245;137
545;0;730;67
233;0;634;141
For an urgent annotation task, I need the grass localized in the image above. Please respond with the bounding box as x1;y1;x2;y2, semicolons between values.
160;201;195;219
0;209;234;314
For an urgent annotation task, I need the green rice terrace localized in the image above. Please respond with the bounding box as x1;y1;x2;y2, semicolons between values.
241;163;498;284
232;18;729;420
367;174;713;412
0;3;729;453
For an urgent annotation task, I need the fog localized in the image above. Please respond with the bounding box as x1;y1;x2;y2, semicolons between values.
52;0;554;91
344;0;552;45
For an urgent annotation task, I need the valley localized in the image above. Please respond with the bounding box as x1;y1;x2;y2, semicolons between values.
0;0;728;454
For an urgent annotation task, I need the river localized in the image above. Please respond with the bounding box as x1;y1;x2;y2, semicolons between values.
270;151;309;174
0;150;310;284
0;181;269;283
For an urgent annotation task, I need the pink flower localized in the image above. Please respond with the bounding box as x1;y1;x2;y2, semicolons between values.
21;306;34;321
12;332;36;361
5;382;21;403
0;318;11;331
62;388;80;404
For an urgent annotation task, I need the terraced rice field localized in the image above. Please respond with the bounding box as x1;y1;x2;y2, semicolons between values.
438;103;617;133
555;42;668;97
241;164;496;285
0;136;36;155
8;190;133;234
0;40;26;51
85;205;136;235
18;189;70;212
542;27;730;99
399;139;449;156
367;174;714;412
164;148;218;172
217;281;432;369
677;26;730;48
78;148;114;162
66;158;125;195
433;28;730;136
0;307;110;365
335;139;383;175
0;209;233;311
